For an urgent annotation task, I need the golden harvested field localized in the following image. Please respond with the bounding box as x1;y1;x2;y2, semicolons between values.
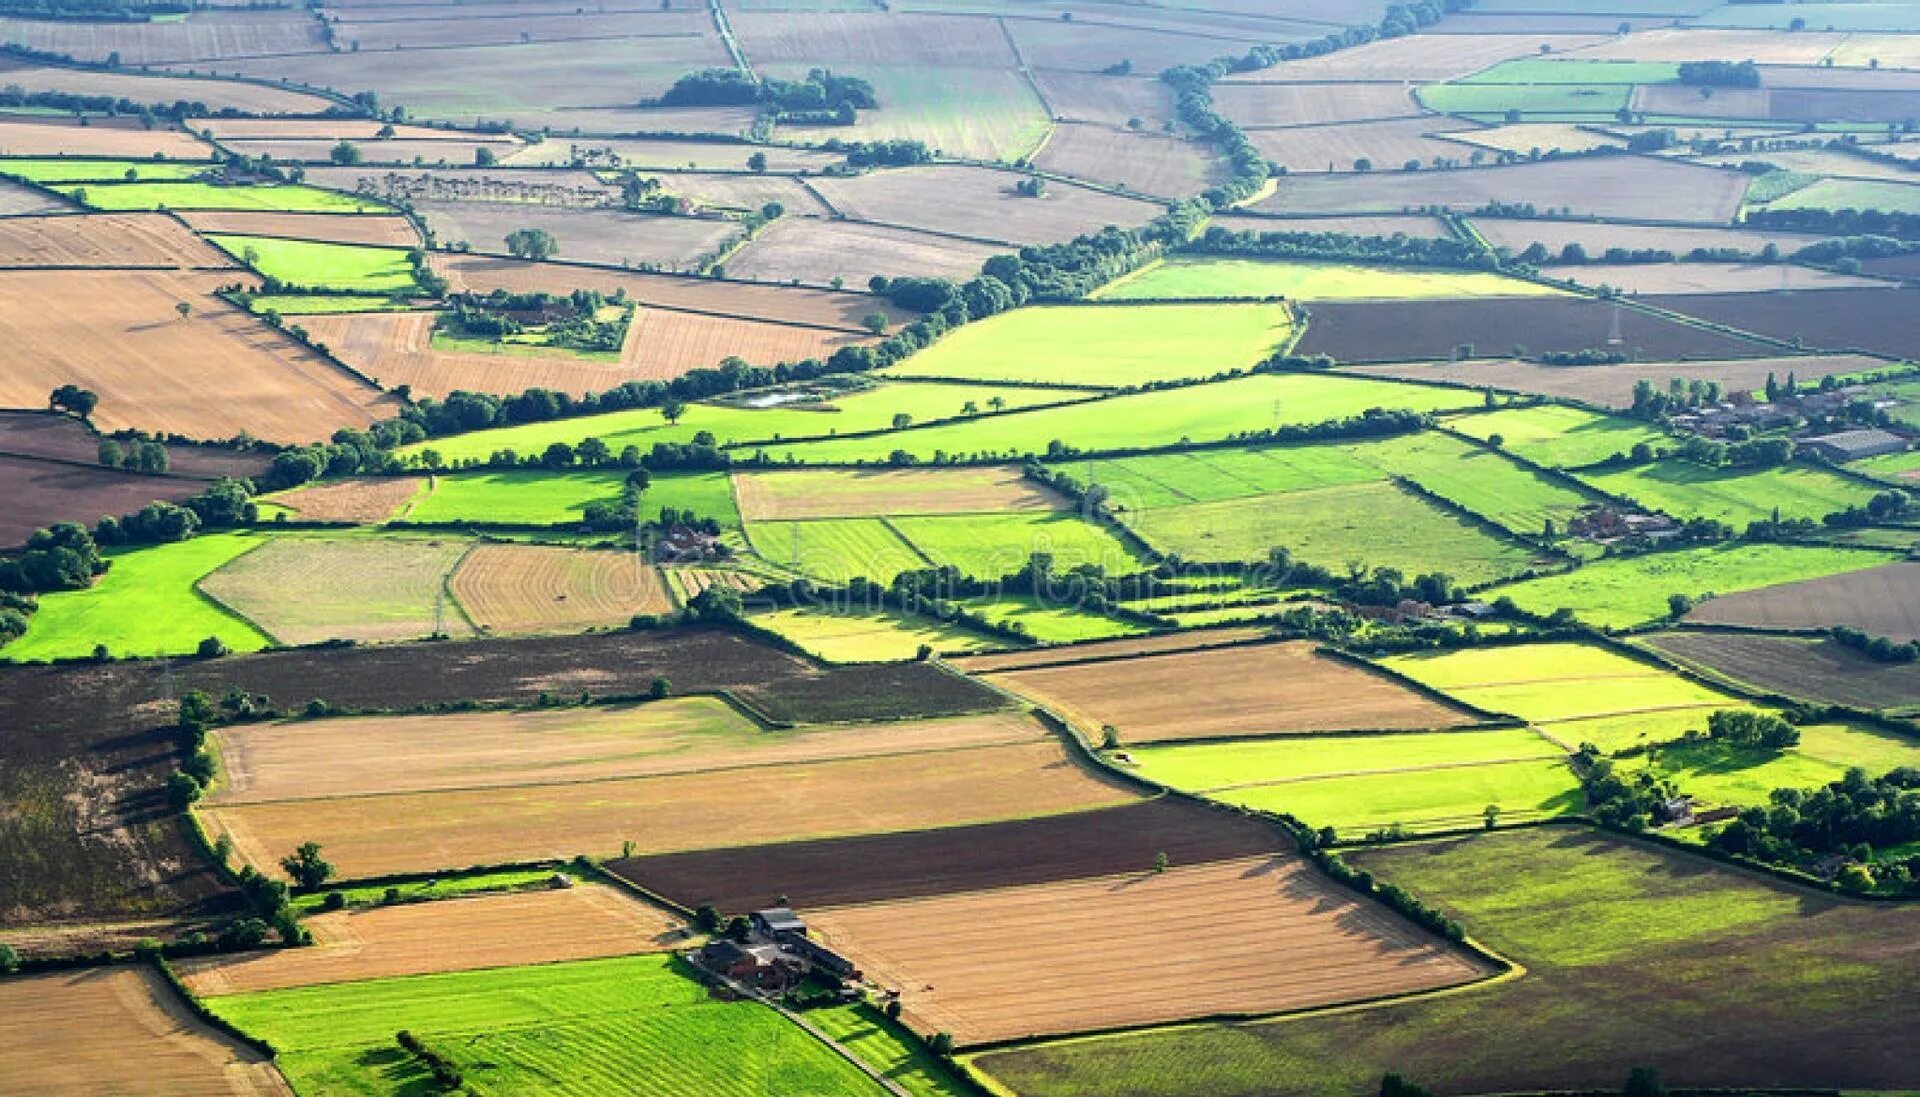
1032;72;1178;129
0;116;211;158
733;466;1062;521
628;303;866;376
1541;263;1894;295
725;217;1002;286
1033;123;1220;199
414;202;739;271
1214;82;1421;128
0;269;392;442
1223;34;1609;82
502;136;843;171
433;253;902;330
1570;27;1846;65
192;118;521;142
262;476;424;522
326;8;712;51
806;165;1163;247
197;535;474;645
989;642;1475;742
948;627;1271;673
1250;116;1481;174
733;10;1014;67
808;855;1494;1046
0;8;322;64
668;566;762;600
450;543;676;635
177;886;681;996
203;738;1136;879
0;967;288;1095
0;60;335;114
1210;213;1450;238
212;702;1045;802
1444;122;1626;156
0;212;231;268
1470;218;1831;258
177;210;422;247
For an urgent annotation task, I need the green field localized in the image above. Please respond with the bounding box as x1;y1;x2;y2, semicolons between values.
410;470;740;527
959;593;1145;642
764;374;1484;465
196;533;474;645
878;303;1291;387
747;517;931;582
1343;431;1599;537
973;827;1920;1096
247;293;421;315
0;157;208;182
1095;259;1558;302
1450;404;1672;468
208;234;419;292
402;381;1092;465
1856;447;1920;481
752;606;1000;662
1418;81;1634;119
1125;478;1537;582
771;62;1049;162
290;866;569;915
210;953;886;1096
1227;756;1583;832
1066;443;1385;510
0;533;272;661
1123;727;1566;791
1483;542;1897;628
810;1004;972;1097
1765;177;1920;215
1575;460;1882;527
891;512;1146;578
54;182;384;213
1620;721;1920;812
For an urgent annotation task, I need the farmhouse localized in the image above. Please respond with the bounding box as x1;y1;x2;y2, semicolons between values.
1798;429;1909;463
698;939;806;991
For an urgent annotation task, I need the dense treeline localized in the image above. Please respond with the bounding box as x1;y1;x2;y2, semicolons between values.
658;68;876;124
0;0;190;17
1747;206;1920;241
1678;59;1761;88
1189;225;1496;269
1707;767;1920;894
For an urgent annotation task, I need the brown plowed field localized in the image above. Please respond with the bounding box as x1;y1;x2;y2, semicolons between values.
211;702;1044;803
1643;289;1920;361
0;116;211;158
1470;217;1834;259
1211;212;1450;238
0;967;288;1095
1214;82;1420;129
988;641;1475;742
451;543;675;635
414;202;738;271
202;739;1137;880
192;118;522;142
1034;123;1220;199
0;410;272;480
432;253;904;329
263;475;424;522
0;269;392;442
0;453;207;548
1032;72;1177;129
1640;631;1920;713
1543;263;1892;296
0;60;336;114
178;210;421;247
327;9;711;51
1222;33;1609;82
0;8;322;65
1255;157;1749;223
177;885;681;996
733;466;1062;521
1343;353;1881;408
1292;296;1774;363
807;855;1494;1046
611;797;1286;913
1250;116;1481;175
726;216;1000;286
948;627;1270;673
1686;561;1920;639
807;165;1163;247
0;212;231;269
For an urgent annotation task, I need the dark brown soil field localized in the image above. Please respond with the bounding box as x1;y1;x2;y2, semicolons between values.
1685;561;1920;639
0;453;208;548
170;623;1002;725
1643;288;1920;360
608;797;1285;914
0;411;272;481
1293;296;1775;363
1640;631;1920;713
1861;253;1920;282
1254;157;1749;223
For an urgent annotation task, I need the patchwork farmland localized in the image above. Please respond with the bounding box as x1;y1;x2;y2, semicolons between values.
3;2;1919;1094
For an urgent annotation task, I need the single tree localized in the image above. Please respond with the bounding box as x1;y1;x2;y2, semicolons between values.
661;397;687;425
1153;851;1169;873
329;140;362;165
176;301;192;321
1482;803;1501;830
474;145;497;166
862;311;889;335
891;412;913;430
649;676;672;699
49;384;98;420
746;151;768;172
0;942;18;975
504;227;558;261
281;842;335;888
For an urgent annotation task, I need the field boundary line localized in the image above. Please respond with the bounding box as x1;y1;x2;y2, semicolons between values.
1196;753;1573;796
876;515;939;568
187;535;284;648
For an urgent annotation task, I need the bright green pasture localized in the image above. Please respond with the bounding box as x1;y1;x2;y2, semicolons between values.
290;866;569;914
1095;259;1558;302
1575;460;1881;526
811;1004;972;1097
971;827;1913;1097
401;382;1091;465
1066;443;1384;510
1538;707;1759;755
892;512;1146;578
1343;431;1599;536
209;234;418;292
55;181;384;212
1;533;272;661
1765;177;1920;215
247;293;420;315
1380;641;1670;692
1419;82;1634;119
765;374;1483;464
410;470;739;527
878;303;1292;387
1125;479;1536;583
1483;542;1896;628
1380;641;1746;733
1856;447;1920;481
1451;404;1671;468
1622;722;1920;810
746;517;931;582
752;606;999;662
1460;59;1680;85
1225;757;1585;833
209;954;884;1097
1123;727;1566;792
958;594;1144;643
0;157;208;182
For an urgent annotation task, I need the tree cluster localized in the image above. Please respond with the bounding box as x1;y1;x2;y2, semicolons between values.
1575;745;1681;830
1831;625;1920;664
1707;709;1801;750
1189;225;1494;270
1678;59;1762;88
660;68;876;123
1707;767;1920;893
